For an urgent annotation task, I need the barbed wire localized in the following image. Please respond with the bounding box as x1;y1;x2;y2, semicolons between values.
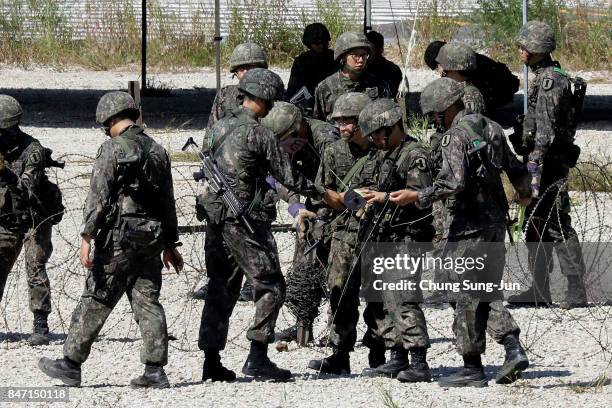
1;155;611;382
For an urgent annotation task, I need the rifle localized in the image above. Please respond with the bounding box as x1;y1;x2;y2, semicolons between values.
182;137;255;234
44;148;65;169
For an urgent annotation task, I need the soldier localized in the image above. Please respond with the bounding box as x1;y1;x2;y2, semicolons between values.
307;92;380;375
260;102;340;342
358;99;434;382
425;40;519;116
286;23;337;108
313;31;392;122
194;42;269;301
38;92;183;388
435;42;487;115
197;68;341;382
206;42;268;134
396;78;530;386
508;21;587;309
364;31;403;98
0;95;60;346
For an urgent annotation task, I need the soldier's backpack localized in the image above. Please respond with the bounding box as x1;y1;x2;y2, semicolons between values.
111;128;166;256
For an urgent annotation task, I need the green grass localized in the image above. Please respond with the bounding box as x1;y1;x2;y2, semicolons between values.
0;0;609;71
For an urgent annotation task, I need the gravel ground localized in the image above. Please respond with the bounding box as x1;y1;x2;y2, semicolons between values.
0;67;611;407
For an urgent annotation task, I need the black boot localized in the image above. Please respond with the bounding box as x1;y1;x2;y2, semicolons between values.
367;345;386;369
29;312;50;346
559;275;588;310
308;348;350;375
202;349;236;382
130;364;170;389
362;348;408;378
238;280;254;302
192;284;208;300
495;334;529;384
242;341;292;380
438;355;487;388
38;357;81;386
397;348;431;383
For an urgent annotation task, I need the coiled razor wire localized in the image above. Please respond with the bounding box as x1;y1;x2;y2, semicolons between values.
0;153;611;381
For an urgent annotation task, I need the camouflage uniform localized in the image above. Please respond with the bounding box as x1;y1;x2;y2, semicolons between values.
316;133;380;351
313;32;392;122
365;140;434;351
0;130;53;316
198;98;325;349
206;42;268;136
63;93;178;366
516;21;586;302
436;42;486;115
418;78;531;356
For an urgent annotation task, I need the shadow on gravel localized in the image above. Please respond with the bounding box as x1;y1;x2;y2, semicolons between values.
0;331;67;343
98;336;140;344
0;87;609;130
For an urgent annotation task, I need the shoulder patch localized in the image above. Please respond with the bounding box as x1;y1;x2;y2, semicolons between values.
441;134;451;147
29;151;42;165
542;77;554;91
465;101;476;112
365;87;379;99
413;157;427;171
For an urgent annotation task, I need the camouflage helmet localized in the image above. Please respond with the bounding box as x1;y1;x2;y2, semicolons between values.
436;42;477;71
95;91;140;125
238;68;285;101
334;31;372;61
420;78;465;114
358;98;402;137
0;95;23;129
302;22;331;46
516;21;556;54
331;92;371;119
261;102;303;140
229;42;268;72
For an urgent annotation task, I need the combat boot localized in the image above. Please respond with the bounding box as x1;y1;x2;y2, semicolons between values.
559;275;588;310
130;364;170;388
438;355;487;388
495;334;529;384
362;348;408;378
38;357;81;386
308;348;350;375
275;323;314;343
397;348;432;383
202;349;236;382
367;344;386;368
192;284;208;300
242;341;292;381
29;312;50;346
237;280;254;302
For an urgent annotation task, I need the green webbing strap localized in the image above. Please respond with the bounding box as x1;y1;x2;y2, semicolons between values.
341;155;369;191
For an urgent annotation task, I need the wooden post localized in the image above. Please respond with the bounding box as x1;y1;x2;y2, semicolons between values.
296;321;311;347
128;80;143;126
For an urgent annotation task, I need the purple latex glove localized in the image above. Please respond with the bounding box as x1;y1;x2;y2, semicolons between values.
265;175;277;191
287;203;306;218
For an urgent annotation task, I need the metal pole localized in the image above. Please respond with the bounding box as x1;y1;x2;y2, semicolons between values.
364;0;372;33
142;0;147;93
522;0;528;114
215;0;221;93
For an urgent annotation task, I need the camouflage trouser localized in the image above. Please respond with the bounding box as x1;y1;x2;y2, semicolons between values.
446;225;520;356
326;234;393;352
525;165;586;298
199;221;285;349
0;223;52;314
63;246;168;365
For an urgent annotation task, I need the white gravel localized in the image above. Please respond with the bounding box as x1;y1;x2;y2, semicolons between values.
0;67;611;407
